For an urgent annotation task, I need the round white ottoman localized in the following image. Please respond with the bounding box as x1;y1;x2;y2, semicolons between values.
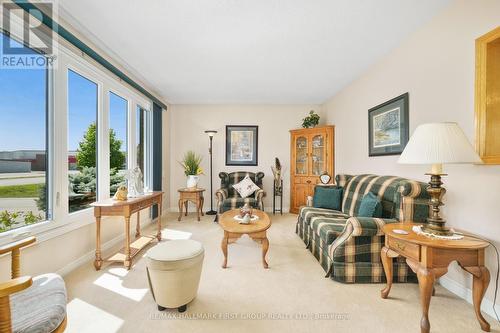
146;239;204;312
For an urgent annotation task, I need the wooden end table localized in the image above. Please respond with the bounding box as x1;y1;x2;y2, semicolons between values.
178;188;205;221
381;223;490;333
91;191;163;270
219;209;271;269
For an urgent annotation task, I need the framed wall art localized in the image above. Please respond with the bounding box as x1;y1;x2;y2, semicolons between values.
368;93;409;156
225;125;258;166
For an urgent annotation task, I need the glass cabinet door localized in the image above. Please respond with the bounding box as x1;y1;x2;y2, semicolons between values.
295;136;308;175
311;134;326;175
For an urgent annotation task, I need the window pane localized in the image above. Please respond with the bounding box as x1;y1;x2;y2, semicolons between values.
0;33;48;233
136;106;153;192
109;92;127;195
68;70;98;213
136;106;145;173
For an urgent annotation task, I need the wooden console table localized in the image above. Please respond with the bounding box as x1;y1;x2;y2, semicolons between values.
178;188;205;221
381;223;490;333
91;191;163;270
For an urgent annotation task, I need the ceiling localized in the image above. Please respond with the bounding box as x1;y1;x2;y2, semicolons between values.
58;0;450;104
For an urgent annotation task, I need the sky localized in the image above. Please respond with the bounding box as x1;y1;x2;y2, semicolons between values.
0;32;127;154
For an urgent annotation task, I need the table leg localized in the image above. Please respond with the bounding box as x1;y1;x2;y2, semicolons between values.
200;195;205;216
124;216;131;270
381;246;396;299
178;199;183;221
416;267;434;333
262;236;269;269
94;216;102;270
221;233;229;268
196;198;201;222
184;201;188;216
462;266;491;332
135;212;141;238
157;199;163;241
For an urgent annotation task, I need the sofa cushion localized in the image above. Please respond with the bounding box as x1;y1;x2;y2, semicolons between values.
299;206;349;227
313;186;343;210
358;192;382;217
11;273;67;333
310;217;347;245
222;197;258;210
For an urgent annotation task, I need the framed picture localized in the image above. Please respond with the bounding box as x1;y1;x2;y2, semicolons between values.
368;93;409;156
225;125;258;166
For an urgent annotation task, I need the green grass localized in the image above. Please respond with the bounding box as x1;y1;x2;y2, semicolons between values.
0;184;43;198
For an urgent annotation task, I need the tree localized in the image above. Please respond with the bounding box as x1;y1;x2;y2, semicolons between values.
76;122;126;170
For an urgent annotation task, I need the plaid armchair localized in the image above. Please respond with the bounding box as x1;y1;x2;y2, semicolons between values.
296;174;430;283
215;171;265;214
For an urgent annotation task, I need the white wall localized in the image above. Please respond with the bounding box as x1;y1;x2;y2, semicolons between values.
322;0;500;311
169;105;322;212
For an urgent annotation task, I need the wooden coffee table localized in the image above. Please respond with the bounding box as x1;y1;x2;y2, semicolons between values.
219;209;271;269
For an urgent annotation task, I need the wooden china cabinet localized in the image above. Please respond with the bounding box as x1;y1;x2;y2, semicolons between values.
290;126;335;214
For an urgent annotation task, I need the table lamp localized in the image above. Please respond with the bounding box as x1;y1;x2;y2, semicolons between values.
398;122;482;236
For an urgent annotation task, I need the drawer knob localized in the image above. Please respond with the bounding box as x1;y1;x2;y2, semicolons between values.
306;180;311;184
395;242;406;251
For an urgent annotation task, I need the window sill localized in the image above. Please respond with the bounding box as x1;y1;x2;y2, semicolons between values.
0;208;95;247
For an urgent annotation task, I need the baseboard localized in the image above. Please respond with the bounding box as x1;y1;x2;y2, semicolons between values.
56;217;153;277
168;207;290;214
439;275;499;320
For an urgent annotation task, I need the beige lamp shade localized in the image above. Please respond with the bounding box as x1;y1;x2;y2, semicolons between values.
398;122;481;173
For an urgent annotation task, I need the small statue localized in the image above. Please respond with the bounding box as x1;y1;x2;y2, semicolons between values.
126;167;144;198
113;185;128;201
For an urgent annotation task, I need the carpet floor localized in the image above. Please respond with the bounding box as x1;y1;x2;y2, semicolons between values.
63;212;499;333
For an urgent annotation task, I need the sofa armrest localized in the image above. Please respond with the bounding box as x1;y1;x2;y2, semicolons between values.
254;189;266;200
345;216;398;237
215;188;228;202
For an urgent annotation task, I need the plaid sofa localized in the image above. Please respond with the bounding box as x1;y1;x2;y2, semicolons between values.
215;171;266;214
296;174;430;283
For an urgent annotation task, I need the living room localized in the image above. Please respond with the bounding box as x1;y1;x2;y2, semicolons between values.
0;1;499;332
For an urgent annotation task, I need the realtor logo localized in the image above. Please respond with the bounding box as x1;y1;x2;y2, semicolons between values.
1;0;57;69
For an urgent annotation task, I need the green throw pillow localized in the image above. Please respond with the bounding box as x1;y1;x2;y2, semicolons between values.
358;192;383;217
313;186;343;211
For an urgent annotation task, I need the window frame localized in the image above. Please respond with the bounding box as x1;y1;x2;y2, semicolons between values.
0;19;152;245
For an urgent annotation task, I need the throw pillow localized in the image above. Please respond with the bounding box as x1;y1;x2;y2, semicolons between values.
358;192;383;217
313;186;343;211
232;176;260;198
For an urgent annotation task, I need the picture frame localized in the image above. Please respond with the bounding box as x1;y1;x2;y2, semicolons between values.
225;125;259;166
368;93;409;156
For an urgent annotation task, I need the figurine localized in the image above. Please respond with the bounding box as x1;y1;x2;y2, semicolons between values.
239;203;252;218
113;185;128;201
126;167;144;198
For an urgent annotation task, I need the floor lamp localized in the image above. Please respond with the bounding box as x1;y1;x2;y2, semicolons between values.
204;130;217;216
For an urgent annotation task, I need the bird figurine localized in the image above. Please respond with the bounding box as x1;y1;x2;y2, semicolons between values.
113;185;128;201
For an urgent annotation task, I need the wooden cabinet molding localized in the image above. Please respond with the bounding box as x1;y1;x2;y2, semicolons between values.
475;26;500;164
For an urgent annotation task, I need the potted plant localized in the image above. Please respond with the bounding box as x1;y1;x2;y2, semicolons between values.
179;151;204;188
302;110;320;128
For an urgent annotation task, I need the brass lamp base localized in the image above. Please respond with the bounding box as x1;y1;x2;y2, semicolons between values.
423;173;454;237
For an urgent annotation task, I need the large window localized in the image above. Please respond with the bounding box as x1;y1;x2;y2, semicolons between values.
67;70;98;213
0;33;48;233
109;92;127;194
0;20;154;237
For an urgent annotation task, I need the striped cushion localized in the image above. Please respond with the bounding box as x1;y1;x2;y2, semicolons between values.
11;273;67;333
222;197;257;210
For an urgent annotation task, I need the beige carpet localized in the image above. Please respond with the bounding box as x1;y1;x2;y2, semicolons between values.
63;212;499;333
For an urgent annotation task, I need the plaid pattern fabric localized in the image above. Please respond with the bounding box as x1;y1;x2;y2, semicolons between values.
295;174;429;284
216;171;265;213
